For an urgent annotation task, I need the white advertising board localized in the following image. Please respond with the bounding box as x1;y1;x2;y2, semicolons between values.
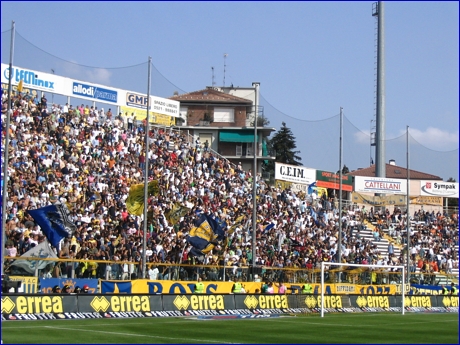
354;176;407;195
1;63;67;95
274;162;316;185
420;180;459;198
1;64;180;118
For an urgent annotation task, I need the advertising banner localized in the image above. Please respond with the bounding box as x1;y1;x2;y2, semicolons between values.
76;294;162;313
234;294;288;310
162;294;234;312
1;294;78;314
420;180;459;198
72;82;117;103
1;293;457;319
316;170;353;191
120;106;175;126
275;180;327;197
102;280;253;294
275;163;316;185
296;294;346;311
354;176;407;195
352;193;407;206
410;196;443;206
8;276;38;294
1;63;64;94
122;91;180;118
39;278;98;294
1;64;181;114
99;280;399;296
1;82;40;98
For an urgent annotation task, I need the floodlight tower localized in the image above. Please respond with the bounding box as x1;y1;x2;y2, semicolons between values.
372;1;386;179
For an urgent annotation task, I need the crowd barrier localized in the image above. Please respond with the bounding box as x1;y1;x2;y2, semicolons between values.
1;292;458;321
7;276;459;297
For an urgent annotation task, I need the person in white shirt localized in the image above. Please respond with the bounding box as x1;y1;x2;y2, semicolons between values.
148;266;159;280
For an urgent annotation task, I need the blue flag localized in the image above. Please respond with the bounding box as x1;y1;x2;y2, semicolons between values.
28;203;77;248
307;181;317;195
263;222;275;234
186;213;226;257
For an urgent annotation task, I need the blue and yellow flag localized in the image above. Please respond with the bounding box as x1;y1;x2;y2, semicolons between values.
186;214;226;256
126;180;159;216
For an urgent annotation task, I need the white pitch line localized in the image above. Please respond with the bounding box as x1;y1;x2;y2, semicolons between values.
2;318;222;329
257;317;459;327
43;326;240;344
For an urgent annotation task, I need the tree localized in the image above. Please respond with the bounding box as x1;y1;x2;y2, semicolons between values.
264;122;302;177
337;165;350;175
250;114;270;127
446;177;458;213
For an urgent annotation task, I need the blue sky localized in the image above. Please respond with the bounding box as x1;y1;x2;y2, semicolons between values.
1;1;458;180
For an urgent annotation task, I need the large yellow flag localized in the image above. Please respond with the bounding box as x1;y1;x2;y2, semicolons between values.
17;79;24;92
227;215;245;235
165;203;189;225
126;180;159;216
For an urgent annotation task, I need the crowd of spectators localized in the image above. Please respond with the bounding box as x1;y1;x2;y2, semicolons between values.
1;89;458;283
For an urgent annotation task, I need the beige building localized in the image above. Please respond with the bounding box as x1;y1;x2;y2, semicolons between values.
347;160;448;215
170;86;276;173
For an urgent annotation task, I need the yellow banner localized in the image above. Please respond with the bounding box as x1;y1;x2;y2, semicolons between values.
103;279;398;295
9;276;38;294
275;180;327;197
1;82;39;98
352;193;406;206
120;106;175;126
410;196;443;206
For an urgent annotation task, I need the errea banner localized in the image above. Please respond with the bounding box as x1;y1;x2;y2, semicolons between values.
354;176;407;195
275;163;316;185
420;180;459;198
72;82;117;103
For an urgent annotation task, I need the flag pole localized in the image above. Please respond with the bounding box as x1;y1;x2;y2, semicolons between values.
142;57;152;279
1;21;15;276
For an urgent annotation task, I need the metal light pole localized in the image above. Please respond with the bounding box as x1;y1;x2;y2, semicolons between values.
142;57;152;279
374;1;386;180
1;21;15;276
338;107;343;265
406;126;410;284
251;82;260;280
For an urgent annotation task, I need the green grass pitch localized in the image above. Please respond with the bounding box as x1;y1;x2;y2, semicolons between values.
1;312;458;344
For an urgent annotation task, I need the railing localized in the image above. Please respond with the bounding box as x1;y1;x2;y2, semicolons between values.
5;256;457;285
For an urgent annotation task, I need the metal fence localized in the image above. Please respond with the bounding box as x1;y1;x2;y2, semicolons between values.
5;256;458;287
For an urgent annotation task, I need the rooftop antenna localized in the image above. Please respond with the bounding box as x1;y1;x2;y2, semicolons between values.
223;53;228;86
211;67;215;87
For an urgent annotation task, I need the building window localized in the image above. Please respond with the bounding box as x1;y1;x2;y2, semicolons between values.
214;108;234;122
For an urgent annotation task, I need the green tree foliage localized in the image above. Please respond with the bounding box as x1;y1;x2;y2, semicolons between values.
337;165;350;175
446;177;458;212
264;122;302;179
250;114;270;127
